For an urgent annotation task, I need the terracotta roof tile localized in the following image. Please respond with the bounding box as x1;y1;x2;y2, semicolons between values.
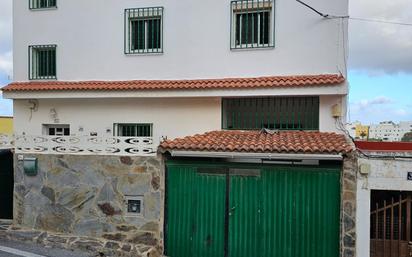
2;74;345;92
159;130;353;155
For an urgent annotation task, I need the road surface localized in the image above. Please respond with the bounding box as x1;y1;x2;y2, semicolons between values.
0;239;92;257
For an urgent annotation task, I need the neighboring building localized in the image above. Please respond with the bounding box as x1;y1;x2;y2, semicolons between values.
2;0;354;257
355;141;412;257
0;116;13;136
369;121;412;142
346;121;369;140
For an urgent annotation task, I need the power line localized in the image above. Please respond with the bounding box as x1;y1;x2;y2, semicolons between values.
349;17;412;26
296;0;412;27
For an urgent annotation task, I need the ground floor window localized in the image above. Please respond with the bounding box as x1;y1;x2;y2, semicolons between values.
114;123;153;137
43;124;70;136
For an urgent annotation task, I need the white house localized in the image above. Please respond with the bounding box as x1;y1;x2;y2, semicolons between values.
2;0;355;256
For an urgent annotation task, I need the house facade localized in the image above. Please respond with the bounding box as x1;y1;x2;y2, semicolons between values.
2;0;354;256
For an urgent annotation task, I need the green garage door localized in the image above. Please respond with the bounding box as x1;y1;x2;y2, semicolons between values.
166;162;341;257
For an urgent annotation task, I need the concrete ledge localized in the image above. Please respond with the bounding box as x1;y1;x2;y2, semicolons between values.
0;227;164;257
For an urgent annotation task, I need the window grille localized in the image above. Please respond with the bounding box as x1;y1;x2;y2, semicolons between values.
222;97;319;130
125;7;163;54
231;0;274;49
43;124;70;136
115;123;153;137
29;45;57;80
29;0;57;9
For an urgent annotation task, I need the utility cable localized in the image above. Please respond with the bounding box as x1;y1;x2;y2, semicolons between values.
296;0;412;27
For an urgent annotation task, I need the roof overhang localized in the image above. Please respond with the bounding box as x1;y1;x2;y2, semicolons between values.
168;150;343;161
2;74;347;99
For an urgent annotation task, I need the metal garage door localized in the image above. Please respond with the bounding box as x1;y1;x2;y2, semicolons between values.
165;162;341;257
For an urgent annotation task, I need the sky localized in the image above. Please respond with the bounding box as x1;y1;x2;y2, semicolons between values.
0;0;411;124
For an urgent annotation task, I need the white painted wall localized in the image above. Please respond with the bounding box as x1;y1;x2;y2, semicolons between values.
13;95;345;139
13;0;349;81
356;157;412;257
13;98;222;145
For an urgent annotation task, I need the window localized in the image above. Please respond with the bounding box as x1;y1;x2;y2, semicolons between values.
114;123;153;137
126;196;143;216
125;7;163;54
43;124;70;136
222;97;319;130
29;45;57;80
231;0;274;49
29;0;57;9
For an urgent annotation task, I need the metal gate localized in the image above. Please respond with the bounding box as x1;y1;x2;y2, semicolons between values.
165;161;341;257
370;191;412;257
0;149;14;219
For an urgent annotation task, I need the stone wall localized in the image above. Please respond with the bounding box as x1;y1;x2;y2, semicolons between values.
13;154;164;255
341;153;357;257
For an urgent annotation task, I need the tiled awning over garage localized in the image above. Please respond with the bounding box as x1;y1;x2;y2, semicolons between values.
159;130;353;155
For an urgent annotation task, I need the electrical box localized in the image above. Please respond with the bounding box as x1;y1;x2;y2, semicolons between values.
359;163;371;175
23;158;38;176
331;104;342;118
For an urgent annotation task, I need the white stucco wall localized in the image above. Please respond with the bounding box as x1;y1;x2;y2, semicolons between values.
13;94;345;138
356;156;412;257
13;0;349;81
13;98;222;145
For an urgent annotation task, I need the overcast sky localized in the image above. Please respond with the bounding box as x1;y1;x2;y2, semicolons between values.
0;0;411;124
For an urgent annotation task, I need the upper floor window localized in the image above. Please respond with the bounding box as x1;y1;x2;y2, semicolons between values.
231;0;274;49
222;97;319;130
114;123;153;137
29;45;57;80
125;7;163;54
29;0;57;10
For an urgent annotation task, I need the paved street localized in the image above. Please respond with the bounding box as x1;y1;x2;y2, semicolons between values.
0;239;92;257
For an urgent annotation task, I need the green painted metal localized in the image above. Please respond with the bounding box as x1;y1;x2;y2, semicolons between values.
166;161;340;257
222;96;320;131
231;0;275;50
124;7;164;55
166;165;226;257
115;123;153;137
259;167;341;257
29;0;57;10
229;172;263;257
29;45;57;80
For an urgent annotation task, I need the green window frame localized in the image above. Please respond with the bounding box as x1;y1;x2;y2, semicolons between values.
29;45;57;80
125;7;164;54
29;0;57;10
222;96;319;130
114;123;153;137
231;0;275;49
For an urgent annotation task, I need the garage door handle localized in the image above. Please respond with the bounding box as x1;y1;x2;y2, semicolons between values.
229;205;237;216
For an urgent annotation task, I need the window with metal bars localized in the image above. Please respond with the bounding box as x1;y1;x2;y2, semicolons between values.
29;0;57;9
43;124;70;136
29;45;57;80
115;124;153;137
125;7;163;54
231;0;274;49
222;97;319;130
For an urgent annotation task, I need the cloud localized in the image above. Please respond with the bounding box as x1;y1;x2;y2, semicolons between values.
0;91;12;116
356;96;394;108
0;0;12;52
0;51;12;78
349;96;411;123
349;0;412;74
